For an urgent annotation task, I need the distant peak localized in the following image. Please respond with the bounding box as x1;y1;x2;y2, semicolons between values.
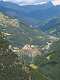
19;2;47;6
0;0;52;6
46;1;53;6
51;0;60;6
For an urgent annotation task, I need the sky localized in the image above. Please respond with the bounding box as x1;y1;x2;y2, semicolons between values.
1;0;60;6
3;0;49;4
52;0;60;5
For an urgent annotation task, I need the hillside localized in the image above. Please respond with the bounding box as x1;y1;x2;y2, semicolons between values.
0;1;60;26
0;25;49;80
0;1;60;80
32;39;60;80
0;12;50;80
41;17;60;37
41;40;60;80
0;12;47;47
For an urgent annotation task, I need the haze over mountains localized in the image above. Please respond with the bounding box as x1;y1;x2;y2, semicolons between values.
1;0;60;6
0;0;60;28
0;1;60;80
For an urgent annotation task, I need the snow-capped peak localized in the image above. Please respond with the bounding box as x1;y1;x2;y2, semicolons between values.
51;0;60;6
1;0;60;6
19;2;47;6
0;0;48;6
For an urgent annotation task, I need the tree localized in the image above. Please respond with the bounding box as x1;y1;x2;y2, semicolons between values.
0;30;34;80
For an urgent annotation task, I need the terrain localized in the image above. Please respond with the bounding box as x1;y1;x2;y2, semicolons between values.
0;1;60;26
0;1;60;80
0;12;48;47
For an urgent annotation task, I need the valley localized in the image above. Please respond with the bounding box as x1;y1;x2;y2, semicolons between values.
0;1;60;80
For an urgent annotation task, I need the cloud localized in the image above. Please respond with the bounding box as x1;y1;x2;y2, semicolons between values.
2;0;48;5
52;0;60;6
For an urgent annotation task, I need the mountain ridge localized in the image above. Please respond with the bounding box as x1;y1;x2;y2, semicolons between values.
1;0;60;6
0;1;60;27
0;12;48;47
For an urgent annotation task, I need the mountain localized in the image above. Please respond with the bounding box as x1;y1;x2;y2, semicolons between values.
0;17;49;80
0;1;60;80
0;12;48;47
0;0;53;6
52;0;60;6
1;0;60;6
0;1;60;27
41;40;60;80
41;17;60;37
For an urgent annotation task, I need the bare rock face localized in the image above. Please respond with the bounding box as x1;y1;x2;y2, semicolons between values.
0;12;19;27
21;44;42;57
